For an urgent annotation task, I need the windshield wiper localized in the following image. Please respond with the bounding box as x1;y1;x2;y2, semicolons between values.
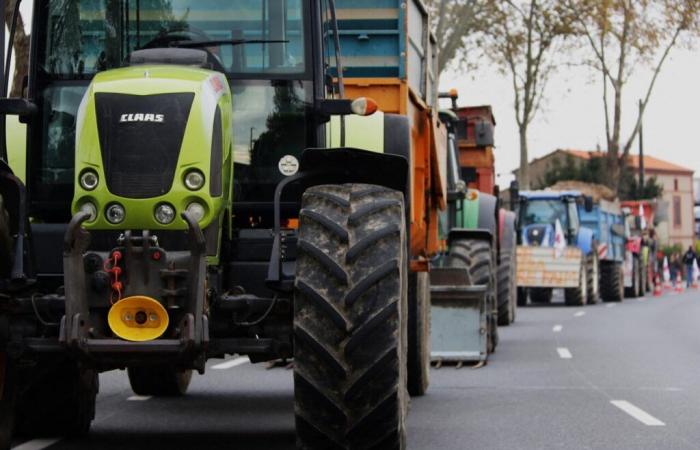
172;39;289;49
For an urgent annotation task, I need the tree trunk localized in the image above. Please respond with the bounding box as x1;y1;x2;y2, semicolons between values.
4;0;30;97
519;125;530;189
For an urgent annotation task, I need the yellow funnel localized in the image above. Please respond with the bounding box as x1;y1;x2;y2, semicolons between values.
108;296;169;342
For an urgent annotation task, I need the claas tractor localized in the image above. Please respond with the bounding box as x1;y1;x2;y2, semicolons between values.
0;0;421;448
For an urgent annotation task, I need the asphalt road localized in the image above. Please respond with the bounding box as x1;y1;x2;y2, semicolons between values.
12;288;700;450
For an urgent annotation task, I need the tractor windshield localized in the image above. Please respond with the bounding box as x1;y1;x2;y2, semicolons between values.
40;0;307;77
31;0;314;216
521;200;568;228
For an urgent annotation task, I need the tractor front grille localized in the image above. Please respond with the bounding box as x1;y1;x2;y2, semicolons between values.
95;93;195;199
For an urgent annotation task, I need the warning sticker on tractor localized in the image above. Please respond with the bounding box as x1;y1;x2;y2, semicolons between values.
278;155;300;176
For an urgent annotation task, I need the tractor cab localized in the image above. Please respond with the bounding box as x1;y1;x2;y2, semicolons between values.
518;191;584;247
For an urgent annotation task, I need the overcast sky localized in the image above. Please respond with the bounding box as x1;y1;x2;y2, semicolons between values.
439;47;700;189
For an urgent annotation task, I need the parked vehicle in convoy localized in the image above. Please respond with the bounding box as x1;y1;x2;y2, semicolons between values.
442;97;518;326
0;0;444;448
514;190;597;306
579;199;627;302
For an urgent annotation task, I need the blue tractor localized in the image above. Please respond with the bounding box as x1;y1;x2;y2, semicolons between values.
515;190;598;306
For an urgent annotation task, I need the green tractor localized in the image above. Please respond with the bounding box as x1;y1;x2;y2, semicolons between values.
0;0;421;448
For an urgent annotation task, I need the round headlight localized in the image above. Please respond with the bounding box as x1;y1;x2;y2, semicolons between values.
184;170;205;191
105;203;125;224
186;202;206;222
79;202;97;221
155;203;176;224
79;170;99;191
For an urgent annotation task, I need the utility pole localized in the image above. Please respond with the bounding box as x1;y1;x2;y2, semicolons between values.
638;99;645;198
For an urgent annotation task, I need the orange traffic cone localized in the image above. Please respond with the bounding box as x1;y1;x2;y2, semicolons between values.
653;274;662;297
675;273;684;293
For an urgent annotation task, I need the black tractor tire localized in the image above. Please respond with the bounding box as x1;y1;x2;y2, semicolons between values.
517;288;528;306
294;184;407;449
407;271;430;397
497;244;516;326
530;288;553;304
586;251;600;304
565;256;588;306
0;354;16;450
445;238;499;353
128;366;193;397
601;262;624;302
625;257;640;298
15;360;98;438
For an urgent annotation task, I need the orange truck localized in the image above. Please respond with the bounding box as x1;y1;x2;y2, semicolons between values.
332;1;462;379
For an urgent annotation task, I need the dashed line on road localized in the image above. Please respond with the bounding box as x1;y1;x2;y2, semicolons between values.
552;325;563;332
127;395;152;401
605;303;616;308
212;356;250;370
574;311;586;317
12;438;61;450
637;298;646;302
557;347;572;359
610;400;665;426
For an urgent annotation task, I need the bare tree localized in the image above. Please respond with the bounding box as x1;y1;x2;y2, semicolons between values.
430;0;486;75
567;0;700;192
470;0;575;189
4;0;30;97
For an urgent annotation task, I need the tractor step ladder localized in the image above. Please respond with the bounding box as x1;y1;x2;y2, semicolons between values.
429;268;488;364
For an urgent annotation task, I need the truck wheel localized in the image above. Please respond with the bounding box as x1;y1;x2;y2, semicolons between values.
517;288;528;306
497;244;516;325
530;288;552;304
625;257;640;298
127;366;192;396
407;272;430;397
586;252;600;304
565;259;588;306
445;238;498;353
601;262;624;302
15;361;98;437
294;184;407;449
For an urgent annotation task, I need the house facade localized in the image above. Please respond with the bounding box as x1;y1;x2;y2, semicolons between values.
515;149;695;248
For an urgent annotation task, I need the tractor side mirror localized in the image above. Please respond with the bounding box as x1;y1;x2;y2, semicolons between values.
584;195;593;213
0;98;37;117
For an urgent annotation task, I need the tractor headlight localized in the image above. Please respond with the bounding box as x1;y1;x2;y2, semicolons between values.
105;203;125;224
186;202;206;222
80;202;97;222
79;170;99;191
154;203;176;224
184;170;205;191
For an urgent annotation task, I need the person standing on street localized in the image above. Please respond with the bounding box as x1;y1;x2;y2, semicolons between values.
683;246;697;287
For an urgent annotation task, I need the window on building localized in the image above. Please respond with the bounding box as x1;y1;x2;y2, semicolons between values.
673;195;682;228
674;179;679;191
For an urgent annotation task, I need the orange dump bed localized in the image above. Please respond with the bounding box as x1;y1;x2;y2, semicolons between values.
345;78;447;270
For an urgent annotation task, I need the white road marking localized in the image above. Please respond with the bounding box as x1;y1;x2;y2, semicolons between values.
637;298;646;302
574;311;586;317
605;303;616;308
557;347;573;359
552;325;563;332
127;395;152;401
610;400;665;426
212;356;250;370
12;439;62;450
